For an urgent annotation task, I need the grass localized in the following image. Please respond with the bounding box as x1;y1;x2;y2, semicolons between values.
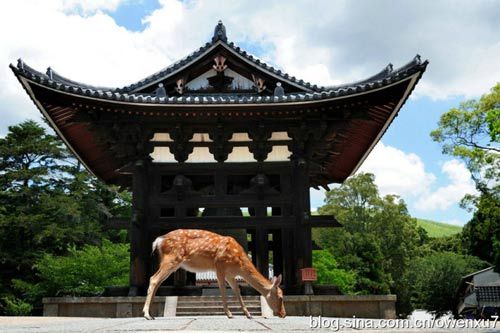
416;218;463;238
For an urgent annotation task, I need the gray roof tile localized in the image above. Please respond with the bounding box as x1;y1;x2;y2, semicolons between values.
11;31;428;106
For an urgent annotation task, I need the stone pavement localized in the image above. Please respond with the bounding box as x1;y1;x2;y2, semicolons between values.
1;316;499;333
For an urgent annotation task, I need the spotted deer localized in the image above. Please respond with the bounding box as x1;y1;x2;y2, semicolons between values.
143;229;286;319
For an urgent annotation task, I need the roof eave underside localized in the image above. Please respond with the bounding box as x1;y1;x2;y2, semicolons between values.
346;63;426;180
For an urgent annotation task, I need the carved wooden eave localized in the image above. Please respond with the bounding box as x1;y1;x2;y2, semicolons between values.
10;21;428;188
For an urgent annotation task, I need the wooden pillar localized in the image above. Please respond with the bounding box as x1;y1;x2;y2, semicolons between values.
282;228;295;288
293;158;312;292
129;159;150;296
255;228;269;279
247;229;257;266
272;229;283;279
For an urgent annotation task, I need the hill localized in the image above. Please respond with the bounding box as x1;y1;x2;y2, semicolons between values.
416;218;463;238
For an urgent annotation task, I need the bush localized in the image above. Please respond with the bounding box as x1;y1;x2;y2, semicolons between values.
312;250;356;294
1;296;33;316
13;240;129;307
405;252;488;317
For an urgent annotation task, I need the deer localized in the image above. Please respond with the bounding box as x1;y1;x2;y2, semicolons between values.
142;229;286;319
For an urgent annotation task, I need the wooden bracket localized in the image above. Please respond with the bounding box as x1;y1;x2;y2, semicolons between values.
252;74;266;93
213;55;227;72
175;78;186;95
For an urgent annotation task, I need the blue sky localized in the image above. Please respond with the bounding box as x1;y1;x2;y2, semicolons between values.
1;0;499;226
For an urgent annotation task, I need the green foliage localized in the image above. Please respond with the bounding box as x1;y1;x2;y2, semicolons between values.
461;193;500;268
13;240;129;305
483;84;500;142
431;83;499;272
0;120;67;191
314;173;424;315
430;83;499;197
0;120;132;314
420;233;464;255
405;252;488;318
1;296;33;316
416;219;462;238
312;250;356;294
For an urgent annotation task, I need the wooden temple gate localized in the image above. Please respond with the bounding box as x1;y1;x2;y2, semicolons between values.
11;21;427;296
126;122;341;295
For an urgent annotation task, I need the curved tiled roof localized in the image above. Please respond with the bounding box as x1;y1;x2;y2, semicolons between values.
11;21;427;105
9;21;428;186
11;54;427;105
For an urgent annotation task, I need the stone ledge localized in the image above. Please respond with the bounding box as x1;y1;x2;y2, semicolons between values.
43;297;157;304
42;295;396;319
285;294;397;301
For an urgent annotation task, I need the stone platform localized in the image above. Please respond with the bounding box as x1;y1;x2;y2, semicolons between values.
43;295;396;319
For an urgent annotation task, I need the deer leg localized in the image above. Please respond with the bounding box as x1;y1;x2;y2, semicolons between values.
143;254;180;320
227;277;252;319
216;268;232;318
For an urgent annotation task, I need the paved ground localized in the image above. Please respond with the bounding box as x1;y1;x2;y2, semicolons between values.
1;316;499;333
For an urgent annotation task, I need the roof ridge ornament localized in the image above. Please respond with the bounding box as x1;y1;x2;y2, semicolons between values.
155;83;167;98
46;67;53;80
212;20;227;43
274;82;284;97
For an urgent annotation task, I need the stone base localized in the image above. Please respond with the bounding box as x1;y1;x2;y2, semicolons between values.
103;286;202;297
43;295;396;319
285;295;396;319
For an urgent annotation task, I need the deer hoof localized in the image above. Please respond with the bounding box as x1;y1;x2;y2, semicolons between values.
144;313;155;320
245;313;253;319
225;311;233;319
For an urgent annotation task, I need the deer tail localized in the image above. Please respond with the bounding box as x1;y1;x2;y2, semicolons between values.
151;236;164;255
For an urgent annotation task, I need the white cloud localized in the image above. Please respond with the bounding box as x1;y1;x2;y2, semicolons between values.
0;1;485;211
358;142;436;197
62;0;126;14
0;0;498;135
0;0;498;129
415;160;478;211
357;143;477;213
0;0;168;132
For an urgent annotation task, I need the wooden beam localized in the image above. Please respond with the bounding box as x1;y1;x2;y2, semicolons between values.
309;215;342;228
151;216;296;229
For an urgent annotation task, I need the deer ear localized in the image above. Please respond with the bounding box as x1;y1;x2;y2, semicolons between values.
272;274;282;288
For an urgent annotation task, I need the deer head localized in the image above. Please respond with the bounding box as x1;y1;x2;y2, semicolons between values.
265;275;286;318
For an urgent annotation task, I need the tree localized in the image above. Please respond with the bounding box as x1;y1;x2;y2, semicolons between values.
0;120;72;291
312;250;356;294
0;120;131;314
314;173;423;315
431;83;499;270
461;193;499;270
430;83;499;197
405;252;488;318
12;240;129;305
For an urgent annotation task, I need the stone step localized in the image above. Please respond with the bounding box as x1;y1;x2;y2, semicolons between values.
176;311;262;316
176;295;262;316
177;296;260;300
177;300;260;305
177;305;261;312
